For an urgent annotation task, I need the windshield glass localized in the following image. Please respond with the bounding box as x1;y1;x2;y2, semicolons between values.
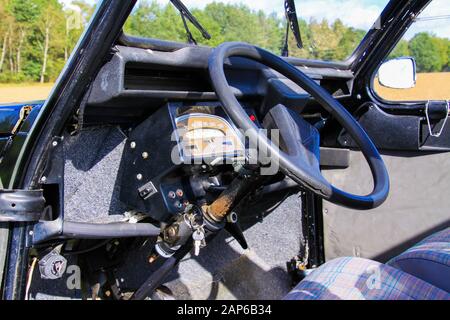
124;0;390;61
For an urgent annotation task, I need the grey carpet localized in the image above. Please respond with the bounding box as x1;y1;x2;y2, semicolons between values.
63;127;128;223
116;193;303;300
31;126;304;300
166;193;303;300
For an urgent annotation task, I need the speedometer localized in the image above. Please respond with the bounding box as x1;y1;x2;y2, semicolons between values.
174;113;245;163
185;128;226;140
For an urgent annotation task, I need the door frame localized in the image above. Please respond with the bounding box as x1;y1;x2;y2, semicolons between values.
1;0;137;300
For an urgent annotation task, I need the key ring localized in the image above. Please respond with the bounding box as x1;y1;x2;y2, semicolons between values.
184;211;205;231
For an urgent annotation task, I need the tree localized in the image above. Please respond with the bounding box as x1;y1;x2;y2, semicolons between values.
0;0;93;83
9;0;41;73
28;0;65;83
409;32;442;72
124;1;185;42
287;18;314;59
432;37;449;72
334;24;365;60
389;39;410;59
0;0;10;72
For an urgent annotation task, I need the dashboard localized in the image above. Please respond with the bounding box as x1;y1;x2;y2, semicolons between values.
82;45;354;128
88;44;355;223
118;102;260;222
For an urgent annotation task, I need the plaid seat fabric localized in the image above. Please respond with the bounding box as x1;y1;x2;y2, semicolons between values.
387;228;450;292
284;257;450;300
414;227;450;244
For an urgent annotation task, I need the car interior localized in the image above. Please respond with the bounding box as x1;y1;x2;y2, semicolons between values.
0;0;448;300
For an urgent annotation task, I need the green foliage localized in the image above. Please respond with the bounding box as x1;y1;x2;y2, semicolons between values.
432;36;449;71
409;33;443;72
9;0;39;23
0;0;449;84
0;70;25;83
0;0;93;82
389;40;410;59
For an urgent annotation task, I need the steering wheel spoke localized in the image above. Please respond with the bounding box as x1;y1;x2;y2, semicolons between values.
263;103;321;173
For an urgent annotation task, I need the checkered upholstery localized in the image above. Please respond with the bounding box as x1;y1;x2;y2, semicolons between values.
387;228;450;292
285;257;450;300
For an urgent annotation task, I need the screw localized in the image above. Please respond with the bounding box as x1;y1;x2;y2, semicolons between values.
356;94;362;100
142;152;149;159
29;231;34;236
130;141;136;149
52;141;58;147
40;176;47;183
324;208;329;214
137;174;143;181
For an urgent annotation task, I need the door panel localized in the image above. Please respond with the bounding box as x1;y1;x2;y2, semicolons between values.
338;102;450;152
322;150;450;262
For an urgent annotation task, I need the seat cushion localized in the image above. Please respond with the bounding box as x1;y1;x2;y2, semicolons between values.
387;227;450;292
285;257;450;300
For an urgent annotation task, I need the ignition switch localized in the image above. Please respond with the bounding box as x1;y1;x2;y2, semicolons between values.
153;206;205;259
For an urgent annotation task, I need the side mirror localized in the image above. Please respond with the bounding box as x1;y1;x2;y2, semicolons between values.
378;57;417;89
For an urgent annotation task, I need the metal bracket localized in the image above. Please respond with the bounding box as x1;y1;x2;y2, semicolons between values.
0;105;33;162
0;189;45;222
425;100;450;138
11;105;33;136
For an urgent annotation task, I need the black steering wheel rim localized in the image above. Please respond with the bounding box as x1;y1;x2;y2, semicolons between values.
208;42;390;210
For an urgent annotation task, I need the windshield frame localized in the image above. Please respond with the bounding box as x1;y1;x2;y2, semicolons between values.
118;0;435;77
120;0;395;67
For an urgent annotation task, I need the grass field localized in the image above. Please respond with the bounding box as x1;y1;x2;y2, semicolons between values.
0;83;54;104
0;72;449;104
374;72;450;101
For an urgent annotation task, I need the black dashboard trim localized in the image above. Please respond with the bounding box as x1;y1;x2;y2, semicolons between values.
84;45;354;126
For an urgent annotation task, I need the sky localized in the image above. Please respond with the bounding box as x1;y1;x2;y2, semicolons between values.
60;0;449;39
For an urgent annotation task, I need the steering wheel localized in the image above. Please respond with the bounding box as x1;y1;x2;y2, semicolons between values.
208;42;390;210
